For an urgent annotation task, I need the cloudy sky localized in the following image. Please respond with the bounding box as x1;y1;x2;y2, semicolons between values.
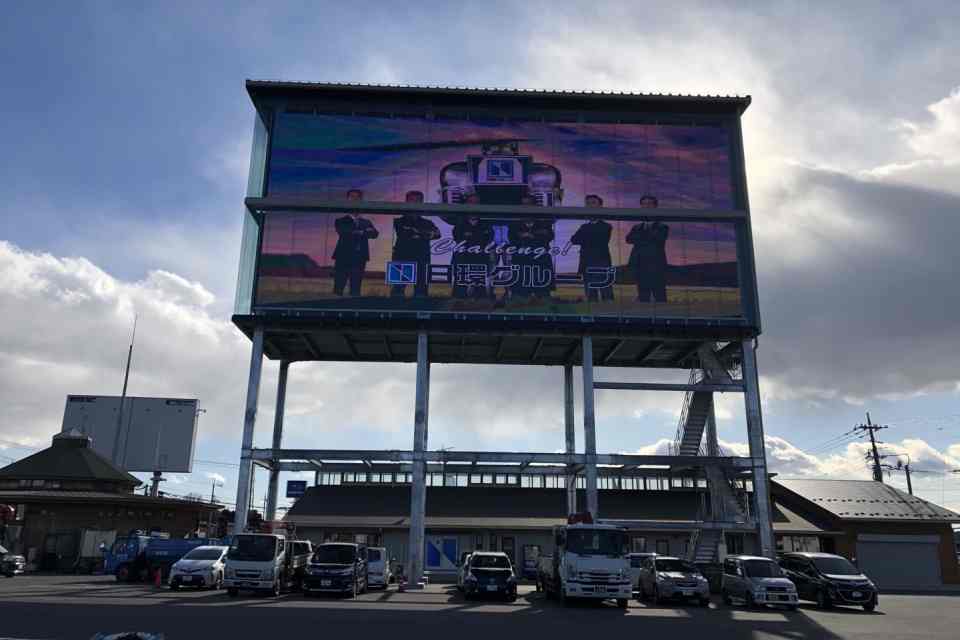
1;1;959;515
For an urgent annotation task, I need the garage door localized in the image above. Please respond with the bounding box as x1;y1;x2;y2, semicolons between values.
856;534;941;589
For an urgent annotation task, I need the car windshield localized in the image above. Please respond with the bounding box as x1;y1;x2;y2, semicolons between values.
743;560;783;578
566;530;626;556
655;559;697;573
313;545;356;564
183;548;224;561
472;555;511;569
227;536;277;562
811;556;859;575
368;549;382;562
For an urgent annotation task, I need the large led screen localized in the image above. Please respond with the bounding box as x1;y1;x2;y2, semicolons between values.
267;113;736;210
254;211;742;319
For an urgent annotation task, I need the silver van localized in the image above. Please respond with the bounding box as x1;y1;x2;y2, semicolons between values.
721;555;798;610
366;546;392;588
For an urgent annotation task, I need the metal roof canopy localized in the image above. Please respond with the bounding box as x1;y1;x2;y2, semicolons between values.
251;447;752;474
231;319;748;367
245;80;751;117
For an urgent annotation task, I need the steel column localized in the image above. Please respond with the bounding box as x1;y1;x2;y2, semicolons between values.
564;364;576;516
705;399;720;458
233;326;264;534
742;339;774;557
581;336;598;518
265;360;290;521
407;332;430;586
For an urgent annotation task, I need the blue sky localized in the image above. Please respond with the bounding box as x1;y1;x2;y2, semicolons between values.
1;1;960;515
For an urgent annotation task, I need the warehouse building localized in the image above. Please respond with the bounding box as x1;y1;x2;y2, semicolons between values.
283;474;959;589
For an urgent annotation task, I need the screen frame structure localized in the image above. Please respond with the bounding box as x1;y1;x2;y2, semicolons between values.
236;82;761;348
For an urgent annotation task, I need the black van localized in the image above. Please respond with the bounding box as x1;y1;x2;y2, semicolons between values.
302;542;368;597
778;552;878;611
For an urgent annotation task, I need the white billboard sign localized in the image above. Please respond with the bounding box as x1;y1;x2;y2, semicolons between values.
61;395;199;473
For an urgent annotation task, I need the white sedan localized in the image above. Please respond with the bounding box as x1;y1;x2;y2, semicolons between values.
169;546;228;590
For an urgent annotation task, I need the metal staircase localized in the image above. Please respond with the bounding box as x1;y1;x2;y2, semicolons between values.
687;528;723;564
673;370;711;456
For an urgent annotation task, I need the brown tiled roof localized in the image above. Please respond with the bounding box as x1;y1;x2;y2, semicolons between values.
0;433;140;487
774;479;960;523
0;489;220;511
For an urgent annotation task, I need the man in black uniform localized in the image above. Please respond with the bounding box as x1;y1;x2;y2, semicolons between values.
508;217;555;300
452;214;494;299
626;195;669;303
391;190;440;298
332;189;379;296
570;195;614;302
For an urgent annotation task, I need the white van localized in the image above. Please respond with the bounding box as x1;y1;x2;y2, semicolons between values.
366;546;392;588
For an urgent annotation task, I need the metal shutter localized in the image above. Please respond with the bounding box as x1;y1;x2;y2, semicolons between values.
856;535;941;589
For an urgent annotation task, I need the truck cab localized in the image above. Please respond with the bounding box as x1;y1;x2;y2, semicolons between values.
223;533;288;597
537;521;632;608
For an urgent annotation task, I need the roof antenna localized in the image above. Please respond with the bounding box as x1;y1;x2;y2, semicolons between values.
110;314;137;465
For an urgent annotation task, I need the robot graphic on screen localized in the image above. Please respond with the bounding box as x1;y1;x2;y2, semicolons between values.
439;140;563;206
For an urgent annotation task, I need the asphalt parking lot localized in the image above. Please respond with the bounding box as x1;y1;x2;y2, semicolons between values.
1;576;959;640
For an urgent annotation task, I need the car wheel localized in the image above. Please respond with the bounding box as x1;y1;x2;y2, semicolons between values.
816;589;832;610
617;598;628;609
863;601;876;612
722;590;732;606
746;591;757;609
699;598;710;607
116;565;130;582
227;588;238;597
652;585;661;605
170;582;179;591
788;605;799;611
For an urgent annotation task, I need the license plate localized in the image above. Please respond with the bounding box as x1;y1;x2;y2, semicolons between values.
486;585;498;592
852;591;862;598
321;580;332;587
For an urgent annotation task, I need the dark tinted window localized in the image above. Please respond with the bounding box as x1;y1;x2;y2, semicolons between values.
743;560;783;578
368;549;382;562
566;530;627;556
228;536;278;562
811;556;858;576
313;545;357;564
655;559;698;573
183;548;224;561
471;555;511;569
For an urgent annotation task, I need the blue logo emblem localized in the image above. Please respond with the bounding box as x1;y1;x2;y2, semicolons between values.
386;262;417;284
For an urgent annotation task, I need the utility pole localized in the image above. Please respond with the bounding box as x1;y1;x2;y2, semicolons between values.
854;412;887;483
111;314;137;466
880;454;913;495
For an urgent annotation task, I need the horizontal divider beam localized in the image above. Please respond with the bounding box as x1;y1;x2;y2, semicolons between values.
593;381;744;392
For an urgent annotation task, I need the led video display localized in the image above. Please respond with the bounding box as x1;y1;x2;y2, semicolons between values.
255;211;741;319
267;113;736;210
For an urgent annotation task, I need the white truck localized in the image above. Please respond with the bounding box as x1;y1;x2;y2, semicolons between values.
537;522;632;608
223;533;312;597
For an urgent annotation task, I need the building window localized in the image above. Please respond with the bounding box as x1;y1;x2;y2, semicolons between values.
656;539;670;555
475;534;483;551
779;536;821;553
725;533;745;555
631;537;647;553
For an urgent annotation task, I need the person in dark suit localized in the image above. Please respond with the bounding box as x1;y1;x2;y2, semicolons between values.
570;195;614;302
332;189;379;296
391;190;440;297
508;217;555;299
626;195;669;303
452;214;494;299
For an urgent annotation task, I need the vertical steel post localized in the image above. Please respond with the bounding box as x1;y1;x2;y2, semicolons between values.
265;360;290;522
233;327;264;534
564;364;577;516
581;336;598;519
705;399;720;458
742;339;774;557
407;332;430;586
